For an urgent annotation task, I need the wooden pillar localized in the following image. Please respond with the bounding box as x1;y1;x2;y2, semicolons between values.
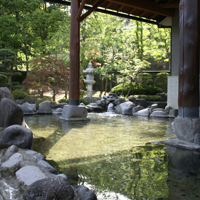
69;0;80;105
178;0;199;118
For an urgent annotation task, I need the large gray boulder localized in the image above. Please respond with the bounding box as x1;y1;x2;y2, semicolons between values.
115;101;135;115
0;125;33;150
61;105;88;119
132;105;144;114
19;102;36;115
23;177;75;200
16;166;48;187
173;117;200;142
0;98;24;128
133;108;150;117
37;100;52;114
136;99;148;108
0;87;14;101
114;97;125;105
150;110;168;118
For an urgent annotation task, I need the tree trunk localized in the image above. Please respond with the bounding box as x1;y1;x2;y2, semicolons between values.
65;83;68;99
99;76;104;97
53;89;56;102
121;78;125;96
104;77;108;95
126;78;133;97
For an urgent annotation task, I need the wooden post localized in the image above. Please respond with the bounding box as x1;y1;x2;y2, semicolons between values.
178;0;199;118
69;0;80;105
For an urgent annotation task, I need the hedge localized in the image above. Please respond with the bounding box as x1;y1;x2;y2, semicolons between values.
111;83;163;96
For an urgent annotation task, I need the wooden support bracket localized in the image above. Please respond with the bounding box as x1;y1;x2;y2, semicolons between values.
79;0;107;22
76;0;86;21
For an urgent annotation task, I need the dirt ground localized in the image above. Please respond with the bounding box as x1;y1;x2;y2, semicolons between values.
41;90;109;103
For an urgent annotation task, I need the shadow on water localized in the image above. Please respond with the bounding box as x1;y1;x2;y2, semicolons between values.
25;114;88;156
25;113;200;200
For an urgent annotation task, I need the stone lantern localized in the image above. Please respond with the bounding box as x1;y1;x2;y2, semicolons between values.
83;61;95;97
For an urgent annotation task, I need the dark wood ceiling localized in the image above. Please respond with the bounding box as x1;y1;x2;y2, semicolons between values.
46;0;180;25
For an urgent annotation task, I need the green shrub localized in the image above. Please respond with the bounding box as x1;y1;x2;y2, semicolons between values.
12;90;30;99
80;98;88;105
80;89;87;98
129;95;162;101
58;99;69;104
111;83;162;96
58;98;88;105
155;72;170;93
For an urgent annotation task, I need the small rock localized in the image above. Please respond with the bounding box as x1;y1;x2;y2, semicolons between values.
1;153;23;174
150;104;158;113
25;150;46;161
75;185;97;200
1;145;18;162
52;108;63;114
114;97;125;106
150;110;168;118
169;109;178;118
165;105;172;114
136;99;148;108
37;160;59;175
132;105;144;114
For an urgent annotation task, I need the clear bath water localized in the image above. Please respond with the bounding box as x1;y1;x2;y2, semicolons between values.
25;113;200;200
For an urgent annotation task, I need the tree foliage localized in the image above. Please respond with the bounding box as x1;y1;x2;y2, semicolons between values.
22;56;69;101
0;1;171;96
0;49;21;90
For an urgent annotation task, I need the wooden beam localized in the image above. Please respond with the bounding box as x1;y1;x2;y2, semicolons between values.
107;0;175;18
139;11;146;17
128;8;135;15
79;0;107;21
117;5;124;12
150;13;157;19
76;0;86;21
105;1;112;9
160;3;179;8
92;0;100;5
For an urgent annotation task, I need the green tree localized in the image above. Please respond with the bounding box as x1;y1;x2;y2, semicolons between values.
22;56;69;101
0;0;41;70
0;0;69;71
0;49;21;90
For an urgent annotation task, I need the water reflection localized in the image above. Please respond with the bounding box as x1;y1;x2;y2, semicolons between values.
24;114;200;199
